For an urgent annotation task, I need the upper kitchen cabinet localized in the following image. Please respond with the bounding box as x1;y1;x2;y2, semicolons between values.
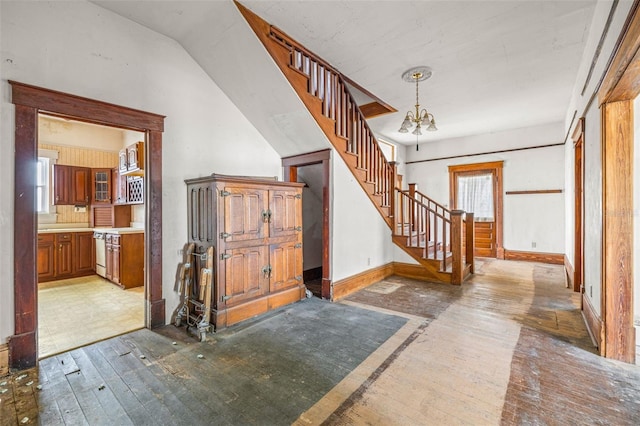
92;168;112;204
118;141;144;175
53;164;91;205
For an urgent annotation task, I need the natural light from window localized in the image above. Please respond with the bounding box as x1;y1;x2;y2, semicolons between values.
456;173;494;220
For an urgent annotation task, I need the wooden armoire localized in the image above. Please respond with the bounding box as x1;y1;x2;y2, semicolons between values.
185;174;306;330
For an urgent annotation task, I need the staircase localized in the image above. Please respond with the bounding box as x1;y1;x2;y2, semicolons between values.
237;2;474;285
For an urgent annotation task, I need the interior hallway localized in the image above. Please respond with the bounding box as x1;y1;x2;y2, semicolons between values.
2;259;639;425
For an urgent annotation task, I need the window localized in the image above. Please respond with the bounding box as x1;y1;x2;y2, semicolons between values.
38;148;58;223
456;173;494;220
36;157;50;213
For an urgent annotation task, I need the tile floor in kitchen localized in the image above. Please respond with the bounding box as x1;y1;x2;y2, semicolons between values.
38;275;144;358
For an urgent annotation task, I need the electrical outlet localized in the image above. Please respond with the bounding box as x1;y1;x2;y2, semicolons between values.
178;249;183;256
531;242;536;248
367;257;371;266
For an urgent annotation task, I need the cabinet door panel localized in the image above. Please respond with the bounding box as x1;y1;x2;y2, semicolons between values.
224;245;268;305
269;189;302;238
71;167;91;205
269;242;302;292
92;168;112;204
74;232;95;274
223;187;267;242
56;238;73;277
37;235;55;281
53;164;70;205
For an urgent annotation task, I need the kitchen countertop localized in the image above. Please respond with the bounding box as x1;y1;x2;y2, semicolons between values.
38;228;94;234
38;227;145;234
93;227;145;234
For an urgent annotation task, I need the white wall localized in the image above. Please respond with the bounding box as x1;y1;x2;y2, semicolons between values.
404;123;566;255
0;0;282;344
331;152;396;281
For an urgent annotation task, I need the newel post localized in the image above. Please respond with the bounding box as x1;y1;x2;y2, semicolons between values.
465;212;475;274
451;210;464;285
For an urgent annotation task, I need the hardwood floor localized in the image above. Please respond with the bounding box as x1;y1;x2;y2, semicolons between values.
2;259;638;425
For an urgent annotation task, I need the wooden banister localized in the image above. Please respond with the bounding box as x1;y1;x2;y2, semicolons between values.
237;2;473;285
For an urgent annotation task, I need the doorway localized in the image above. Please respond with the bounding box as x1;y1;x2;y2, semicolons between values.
572;118;585;294
448;161;504;258
36;115;146;358
282;150;332;299
10;81;165;369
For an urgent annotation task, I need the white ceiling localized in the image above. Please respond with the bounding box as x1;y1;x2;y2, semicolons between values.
92;0;596;145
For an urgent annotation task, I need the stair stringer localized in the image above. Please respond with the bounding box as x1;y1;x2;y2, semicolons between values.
237;2;455;284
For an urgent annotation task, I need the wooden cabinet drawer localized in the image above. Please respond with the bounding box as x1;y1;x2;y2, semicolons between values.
37;234;54;244
111;235;120;246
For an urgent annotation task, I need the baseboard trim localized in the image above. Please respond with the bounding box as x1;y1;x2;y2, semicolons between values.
332;263;394;301
0;343;8;376
582;293;603;353
392;261;451;283
503;249;564;265
564;255;575;289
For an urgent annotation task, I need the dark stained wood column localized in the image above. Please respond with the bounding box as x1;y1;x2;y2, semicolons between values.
147;130;165;328
10;104;38;369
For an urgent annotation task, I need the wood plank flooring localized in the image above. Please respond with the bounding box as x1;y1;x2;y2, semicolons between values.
1;258;639;425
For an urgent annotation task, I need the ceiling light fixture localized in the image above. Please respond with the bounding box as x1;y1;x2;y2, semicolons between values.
398;66;437;150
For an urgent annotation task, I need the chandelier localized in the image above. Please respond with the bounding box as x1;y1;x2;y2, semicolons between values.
398;66;437;150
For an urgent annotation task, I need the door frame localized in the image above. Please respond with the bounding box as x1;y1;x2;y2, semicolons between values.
596;1;640;362
448;161;504;259
572;118;585;294
282;149;332;299
9;81;165;369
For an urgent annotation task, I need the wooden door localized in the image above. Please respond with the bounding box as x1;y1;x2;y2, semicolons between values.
53;164;70;205
572;120;584;293
223;245;268;305
449;161;503;258
222;187;268;243
71;167;91;205
269;189;302;238
269;241;302;292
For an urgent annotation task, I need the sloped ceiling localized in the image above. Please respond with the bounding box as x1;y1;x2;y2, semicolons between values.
93;0;596;146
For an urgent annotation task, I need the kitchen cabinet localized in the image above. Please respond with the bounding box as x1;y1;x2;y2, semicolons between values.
37;231;95;282
37;234;55;282
74;231;95;275
185;174;304;331
56;233;73;276
105;232;143;289
112;167;127;205
119;141;144;175
91;168;112;204
53;165;91;205
90;204;131;228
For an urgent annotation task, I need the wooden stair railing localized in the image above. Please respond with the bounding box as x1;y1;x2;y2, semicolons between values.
236;2;473;284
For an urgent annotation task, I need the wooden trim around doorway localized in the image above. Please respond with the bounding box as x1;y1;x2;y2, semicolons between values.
448;161;504;259
282;149;332;299
9;81;165;369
